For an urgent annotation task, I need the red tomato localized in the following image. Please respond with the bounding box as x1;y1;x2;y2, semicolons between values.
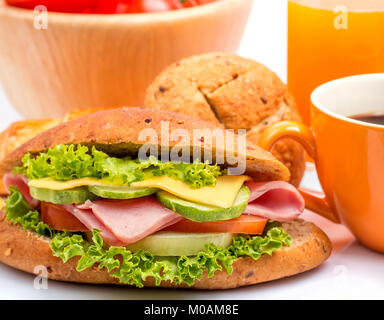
5;0;97;13
6;0;218;13
182;0;198;8
182;0;217;8
92;0;120;14
165;215;268;235
94;0;183;14
41;202;88;232
197;0;217;4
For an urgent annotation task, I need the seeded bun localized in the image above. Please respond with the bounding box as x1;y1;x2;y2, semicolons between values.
144;53;305;186
0;107;290;185
0;212;331;289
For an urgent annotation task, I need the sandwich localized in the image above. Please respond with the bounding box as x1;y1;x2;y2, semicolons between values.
0;108;331;289
144;52;306;186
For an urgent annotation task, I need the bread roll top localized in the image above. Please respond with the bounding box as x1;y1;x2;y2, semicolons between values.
0;107;290;184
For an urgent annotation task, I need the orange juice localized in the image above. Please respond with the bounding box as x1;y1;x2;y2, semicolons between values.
288;0;384;124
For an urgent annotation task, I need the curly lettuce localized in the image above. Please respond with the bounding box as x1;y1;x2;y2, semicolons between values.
4;187;291;288
14;144;223;188
5;187;52;236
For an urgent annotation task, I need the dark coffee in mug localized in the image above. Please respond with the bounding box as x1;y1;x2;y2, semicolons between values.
350;112;384;126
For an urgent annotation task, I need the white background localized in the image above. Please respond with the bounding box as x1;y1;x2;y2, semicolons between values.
1;0;384;300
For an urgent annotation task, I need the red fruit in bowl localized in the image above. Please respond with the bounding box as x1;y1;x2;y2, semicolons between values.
94;0;184;14
5;0;97;13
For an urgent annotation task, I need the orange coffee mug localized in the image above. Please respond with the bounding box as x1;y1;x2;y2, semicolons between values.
259;74;384;253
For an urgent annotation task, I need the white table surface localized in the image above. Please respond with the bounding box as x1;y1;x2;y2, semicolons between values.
1;0;384;300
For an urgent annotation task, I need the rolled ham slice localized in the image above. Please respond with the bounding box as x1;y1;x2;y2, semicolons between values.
3;173;40;208
244;181;305;221
77;197;183;245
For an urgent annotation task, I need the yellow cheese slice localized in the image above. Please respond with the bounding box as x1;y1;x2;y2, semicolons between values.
0;198;4;211
28;175;250;208
28;177;116;190
131;175;249;208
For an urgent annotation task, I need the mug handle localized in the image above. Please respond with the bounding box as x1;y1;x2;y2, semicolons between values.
258;121;340;223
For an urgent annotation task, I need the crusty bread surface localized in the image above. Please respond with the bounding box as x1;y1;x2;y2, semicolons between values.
0;107;122;195
0;213;331;289
144;53;305;186
0;107;290;186
0;119;61;194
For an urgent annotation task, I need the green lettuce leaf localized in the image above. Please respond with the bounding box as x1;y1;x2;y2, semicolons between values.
5;187;52;236
5;187;291;288
4;186;33;221
15;144;224;188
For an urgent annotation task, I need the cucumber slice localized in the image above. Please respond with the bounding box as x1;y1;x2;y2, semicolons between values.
156;186;250;222
29;186;96;204
126;231;233;256
88;185;157;200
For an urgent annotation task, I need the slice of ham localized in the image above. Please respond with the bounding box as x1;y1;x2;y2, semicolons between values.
244;181;305;221
3;173;40;208
62;204;124;246
77;197;183;245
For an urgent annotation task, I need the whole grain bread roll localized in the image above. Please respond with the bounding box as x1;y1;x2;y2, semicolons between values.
0;213;331;289
144;53;305;186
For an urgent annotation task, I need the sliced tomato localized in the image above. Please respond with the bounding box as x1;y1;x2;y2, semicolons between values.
41;202;88;232
164;215;268;235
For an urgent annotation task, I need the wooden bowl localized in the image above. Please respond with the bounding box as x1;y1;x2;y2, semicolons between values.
0;0;253;118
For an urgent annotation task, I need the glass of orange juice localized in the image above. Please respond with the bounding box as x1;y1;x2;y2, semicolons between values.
288;0;384;124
